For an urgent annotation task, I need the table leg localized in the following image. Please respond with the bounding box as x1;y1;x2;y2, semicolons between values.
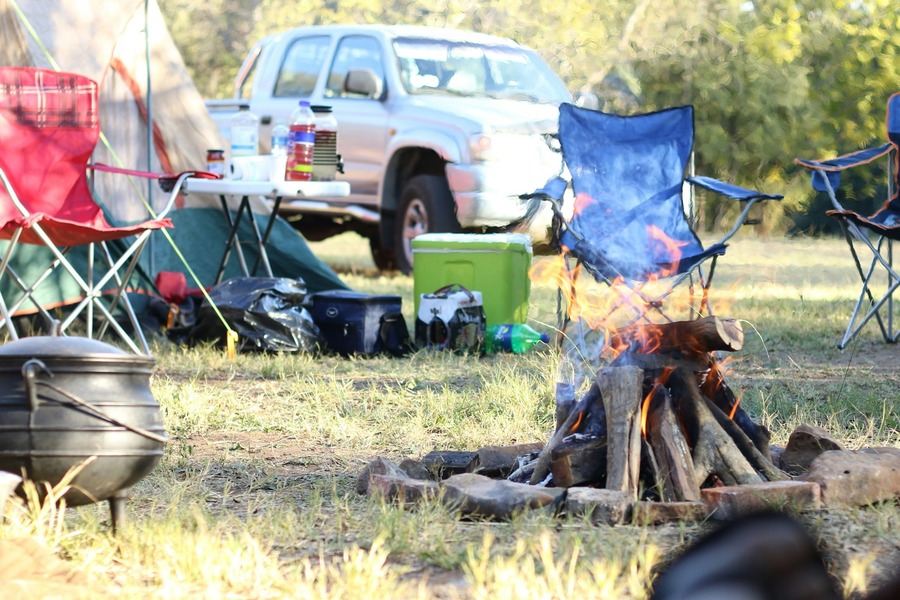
216;194;251;283
251;196;281;278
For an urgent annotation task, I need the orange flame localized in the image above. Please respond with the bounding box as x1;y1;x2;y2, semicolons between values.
640;387;653;437
527;219;726;360
646;225;690;279
572;192;594;217
728;393;742;420
567;409;584;435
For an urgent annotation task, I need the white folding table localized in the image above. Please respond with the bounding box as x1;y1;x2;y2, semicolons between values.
181;178;350;283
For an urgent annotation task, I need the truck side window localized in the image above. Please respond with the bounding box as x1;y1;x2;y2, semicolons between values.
274;35;330;97
325;35;384;99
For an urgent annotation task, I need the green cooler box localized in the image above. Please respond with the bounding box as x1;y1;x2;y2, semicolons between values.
412;233;533;326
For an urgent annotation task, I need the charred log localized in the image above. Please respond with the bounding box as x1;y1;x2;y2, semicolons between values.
701;359;772;458
610;316;744;356
645;383;702;502
668;367;763;486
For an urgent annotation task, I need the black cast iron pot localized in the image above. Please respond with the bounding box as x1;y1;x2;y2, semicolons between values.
0;336;166;530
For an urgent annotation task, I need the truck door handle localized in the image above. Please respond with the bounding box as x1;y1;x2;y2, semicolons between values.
260;115;272;125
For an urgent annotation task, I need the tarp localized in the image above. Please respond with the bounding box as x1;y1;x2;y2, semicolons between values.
0;0;347;317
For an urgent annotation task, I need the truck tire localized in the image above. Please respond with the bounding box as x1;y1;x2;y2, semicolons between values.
395;174;460;274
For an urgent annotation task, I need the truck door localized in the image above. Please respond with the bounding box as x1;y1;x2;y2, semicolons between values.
263;33;331;149
323;35;389;205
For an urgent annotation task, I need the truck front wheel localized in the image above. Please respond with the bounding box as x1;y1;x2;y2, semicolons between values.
395;174;460;274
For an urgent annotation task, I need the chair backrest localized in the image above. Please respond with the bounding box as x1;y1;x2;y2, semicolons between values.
888;92;900;146
0;67;102;229
877;92;900;215
558;102;704;280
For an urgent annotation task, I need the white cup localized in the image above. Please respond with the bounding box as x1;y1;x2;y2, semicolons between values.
269;154;287;183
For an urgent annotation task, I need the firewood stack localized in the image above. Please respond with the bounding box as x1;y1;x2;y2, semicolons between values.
514;316;787;500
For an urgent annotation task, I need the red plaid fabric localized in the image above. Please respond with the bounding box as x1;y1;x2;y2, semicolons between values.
0;68;98;128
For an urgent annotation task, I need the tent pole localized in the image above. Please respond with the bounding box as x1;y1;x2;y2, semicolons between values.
145;0;155;275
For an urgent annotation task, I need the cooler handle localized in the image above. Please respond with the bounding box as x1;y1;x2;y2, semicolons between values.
432;283;475;300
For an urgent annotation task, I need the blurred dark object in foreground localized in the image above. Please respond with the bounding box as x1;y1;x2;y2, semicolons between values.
651;511;899;600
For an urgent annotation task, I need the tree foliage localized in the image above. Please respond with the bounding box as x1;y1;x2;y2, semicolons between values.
158;0;900;232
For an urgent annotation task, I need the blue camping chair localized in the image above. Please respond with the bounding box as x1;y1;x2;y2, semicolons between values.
529;103;782;336
795;92;900;349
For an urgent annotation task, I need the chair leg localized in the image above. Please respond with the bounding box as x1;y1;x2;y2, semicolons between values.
6;232;152;354
837;223;900;349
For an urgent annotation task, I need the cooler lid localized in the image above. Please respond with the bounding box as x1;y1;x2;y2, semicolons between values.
412;233;532;253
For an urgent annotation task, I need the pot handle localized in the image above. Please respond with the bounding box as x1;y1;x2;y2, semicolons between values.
20;359;168;444
22;358;48;412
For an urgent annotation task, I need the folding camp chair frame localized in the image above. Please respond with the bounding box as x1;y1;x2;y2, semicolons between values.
808;159;899;349
795;92;900;349
0;168;190;354
550;191;768;328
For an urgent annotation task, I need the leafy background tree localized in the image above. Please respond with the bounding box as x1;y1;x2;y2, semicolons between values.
158;0;900;233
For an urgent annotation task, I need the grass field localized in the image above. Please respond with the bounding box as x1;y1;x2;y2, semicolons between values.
2;233;899;599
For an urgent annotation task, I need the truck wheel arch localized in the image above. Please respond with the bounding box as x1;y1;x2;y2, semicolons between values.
378;146;453;256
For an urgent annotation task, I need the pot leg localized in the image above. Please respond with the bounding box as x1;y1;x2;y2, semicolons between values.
109;490;128;534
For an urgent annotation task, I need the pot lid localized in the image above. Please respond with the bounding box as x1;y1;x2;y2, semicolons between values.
0;335;149;361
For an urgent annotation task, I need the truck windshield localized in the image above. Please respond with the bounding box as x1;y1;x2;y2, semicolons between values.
394;37;571;105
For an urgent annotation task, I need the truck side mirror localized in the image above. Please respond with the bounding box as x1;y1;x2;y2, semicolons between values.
344;68;383;99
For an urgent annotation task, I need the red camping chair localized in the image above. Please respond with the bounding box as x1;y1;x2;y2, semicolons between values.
0;67;191;354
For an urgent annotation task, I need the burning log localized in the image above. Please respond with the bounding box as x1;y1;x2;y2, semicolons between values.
610;316;744;356
598;366;643;498
521;317;785;502
645;383;701;502
701;358;771;458
668;367;763;486
529;382;604;485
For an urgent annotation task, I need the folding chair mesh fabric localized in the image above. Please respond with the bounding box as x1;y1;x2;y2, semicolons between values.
543;103;780;324
0;67;178;354
794;91;900;348
558;104;721;282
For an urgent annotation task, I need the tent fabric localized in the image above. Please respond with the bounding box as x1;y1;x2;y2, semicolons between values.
0;0;348;316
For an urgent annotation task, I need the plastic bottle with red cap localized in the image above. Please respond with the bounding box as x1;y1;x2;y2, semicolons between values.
286;100;316;181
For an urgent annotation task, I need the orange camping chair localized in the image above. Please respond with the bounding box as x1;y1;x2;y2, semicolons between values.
0;67;191;354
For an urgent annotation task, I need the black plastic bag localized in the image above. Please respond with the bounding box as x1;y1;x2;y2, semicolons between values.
182;277;323;352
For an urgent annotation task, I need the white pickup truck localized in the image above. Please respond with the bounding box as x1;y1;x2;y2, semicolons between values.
207;24;590;272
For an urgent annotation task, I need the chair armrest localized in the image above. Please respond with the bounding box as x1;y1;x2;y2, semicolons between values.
687;176;783;202
688;176;783;247
89;164;216;221
519;176;568;204
155;171;196;219
794;142;893;195
795;142;893;173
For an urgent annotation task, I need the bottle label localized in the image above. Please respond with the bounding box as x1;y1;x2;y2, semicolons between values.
289;125;315;145
231;126;258;157
272;133;289;151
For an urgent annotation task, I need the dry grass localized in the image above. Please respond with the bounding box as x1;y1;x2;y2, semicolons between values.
2;233;899;598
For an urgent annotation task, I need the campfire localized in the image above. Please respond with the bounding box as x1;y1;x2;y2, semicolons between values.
511;316;785;500
358;242;900;523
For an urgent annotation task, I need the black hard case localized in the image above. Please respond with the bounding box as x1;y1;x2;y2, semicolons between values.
305;290;404;355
